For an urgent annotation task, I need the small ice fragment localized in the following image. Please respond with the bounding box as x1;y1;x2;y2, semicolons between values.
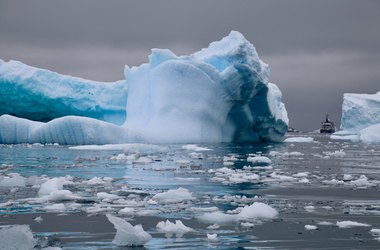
207;233;219;241
336;221;371;228
118;207;135;215
106;214;151;246
370;228;380;236
305;225;317;230
207;224;220;229
238;202;278;220
241;222;255;228
284;137;314;143
246;156;271;164
34;216;43;223
156;220;194;238
152;187;193;204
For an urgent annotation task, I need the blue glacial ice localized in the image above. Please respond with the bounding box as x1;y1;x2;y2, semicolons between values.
0;31;288;144
333;92;380;143
0;59;128;125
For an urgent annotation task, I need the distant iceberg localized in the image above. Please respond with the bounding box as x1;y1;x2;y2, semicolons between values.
334;92;380;143
0;31;288;145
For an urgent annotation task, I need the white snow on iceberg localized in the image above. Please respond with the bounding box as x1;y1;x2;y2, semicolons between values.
0;31;288;144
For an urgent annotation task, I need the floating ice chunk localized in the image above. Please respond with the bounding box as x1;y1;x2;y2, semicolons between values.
47;190;81;201
298;178;310;183
152;187;194;204
106;214;152;246
322;179;345;185
42;203;66;212
34;216;43;223
206;224;220;229
293;172;309;177
118;207;135;215
133;157;153;164
188;152;204;159
305;206;315;212
343;174;354;181
182;144;213;151
38;178;63;195
350;175;371;186
238;202;278;220
247;156;271;164
87;177;106;185
323;149;346;157
336;221;371;228
317;221;334;226
175;177;201;181
0;174;25;187
156;220;194;238
370;228;380;236
122;143;167;154
97;192;121;201
284;137;314;143
0;224;37;249
305;225;317;230
207;233;219;241
223;161;234;166
241;222;255;228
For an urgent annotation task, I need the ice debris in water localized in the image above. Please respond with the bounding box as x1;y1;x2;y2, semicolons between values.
305;225;317;230
182;144;213;151
336;221;371;228
0;225;37;249
284;137;314;143
152;187;194;204
38;178;63;195
246;156;271;164
198;202;277;225
106;214;152;246
207;233;219;241
156;220;194;238
0;173;26;187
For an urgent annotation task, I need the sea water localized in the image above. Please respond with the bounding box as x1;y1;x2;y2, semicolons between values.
1;132;380;249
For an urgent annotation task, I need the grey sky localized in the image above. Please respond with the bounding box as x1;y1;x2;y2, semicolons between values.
1;0;379;131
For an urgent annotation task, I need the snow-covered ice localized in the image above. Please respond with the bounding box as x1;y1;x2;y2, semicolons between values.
284;137;314;143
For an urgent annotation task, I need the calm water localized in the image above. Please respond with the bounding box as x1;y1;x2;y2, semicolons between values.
1;132;380;249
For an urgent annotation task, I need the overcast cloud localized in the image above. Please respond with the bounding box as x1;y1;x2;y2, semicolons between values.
1;0;379;131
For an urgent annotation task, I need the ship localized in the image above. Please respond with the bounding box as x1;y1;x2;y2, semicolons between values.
320;114;335;133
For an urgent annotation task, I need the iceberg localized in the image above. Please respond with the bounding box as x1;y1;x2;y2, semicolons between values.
0;59;128;125
339;92;380;134
335;92;380;143
0;31;288;144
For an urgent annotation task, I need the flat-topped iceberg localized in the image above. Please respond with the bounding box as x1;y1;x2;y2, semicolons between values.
0;59;128;125
334;92;380;143
0;31;288;144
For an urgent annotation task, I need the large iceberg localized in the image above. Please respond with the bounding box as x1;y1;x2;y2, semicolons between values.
0;31;288;145
334;92;380;143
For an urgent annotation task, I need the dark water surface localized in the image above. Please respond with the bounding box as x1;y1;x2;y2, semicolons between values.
1;133;380;249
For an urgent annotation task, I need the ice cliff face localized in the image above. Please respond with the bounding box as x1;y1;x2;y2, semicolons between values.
335;92;380;143
340;92;380;134
0;59;128;125
0;31;288;144
124;31;288;143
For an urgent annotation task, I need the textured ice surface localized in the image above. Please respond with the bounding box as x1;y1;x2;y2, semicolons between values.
152;187;194;204
124;31;288;143
284;137;314;143
106;214;152;246
0;31;288;144
0;59;127;125
339;92;380;134
0;225;37;250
